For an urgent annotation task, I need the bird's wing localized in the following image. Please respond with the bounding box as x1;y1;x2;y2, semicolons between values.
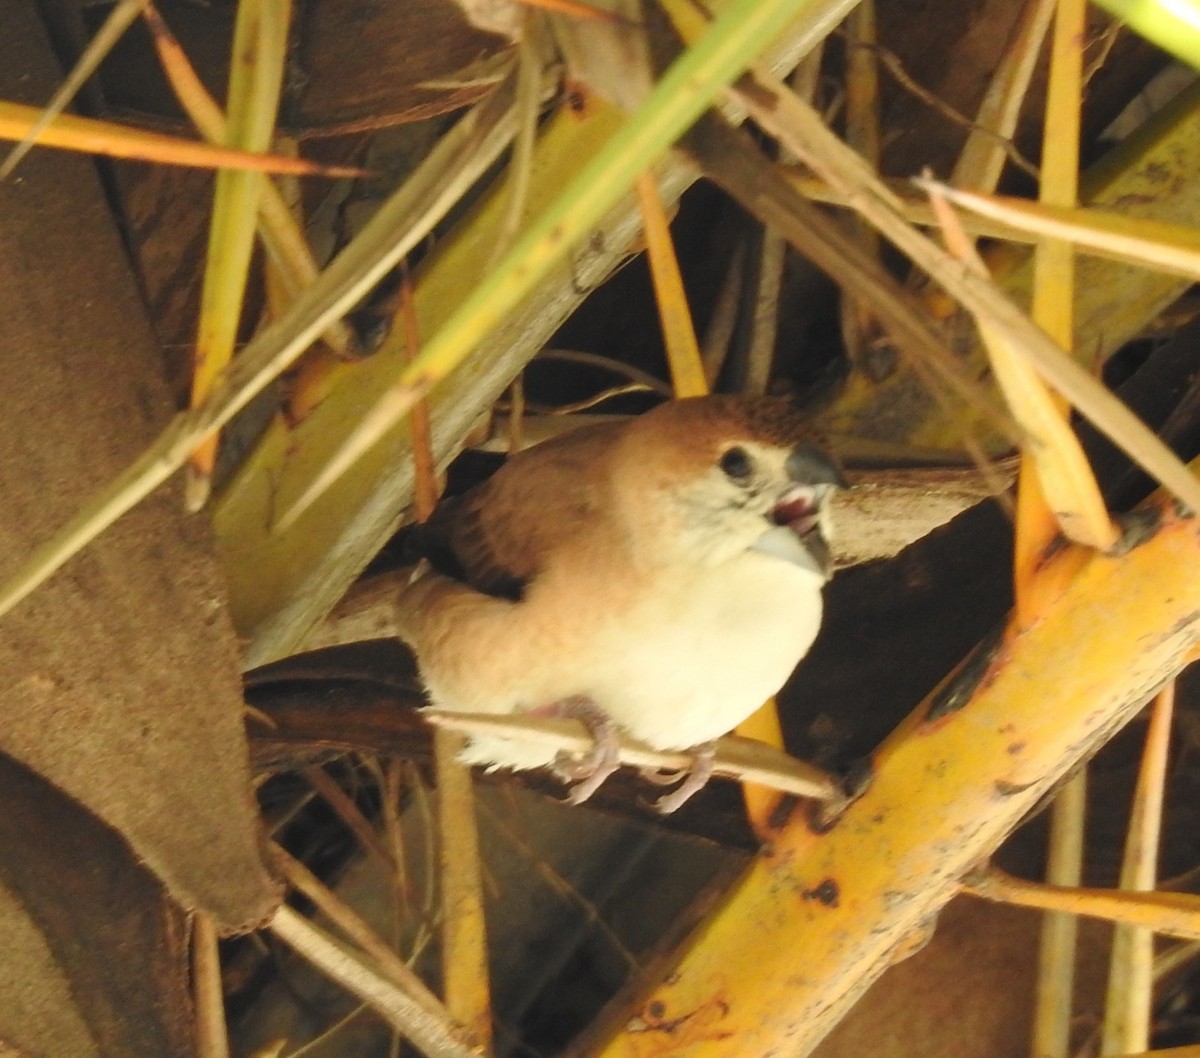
416;420;621;600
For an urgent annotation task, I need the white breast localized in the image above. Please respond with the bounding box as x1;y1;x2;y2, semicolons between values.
582;551;825;749
447;550;825;771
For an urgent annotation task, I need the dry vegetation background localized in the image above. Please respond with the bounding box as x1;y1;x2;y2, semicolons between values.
4;0;1200;1057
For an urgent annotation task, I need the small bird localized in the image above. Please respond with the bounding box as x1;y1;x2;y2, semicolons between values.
398;394;845;811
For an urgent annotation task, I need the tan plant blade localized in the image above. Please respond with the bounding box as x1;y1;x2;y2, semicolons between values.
187;0;293;507
725;71;1200;513
736;44;825;397
0;0;149;180
0;98;359;175
839;0;882;373
918;182;1200;282
302;764;397;869
488;12;540;265
951;0;1055;192
0;75;518;622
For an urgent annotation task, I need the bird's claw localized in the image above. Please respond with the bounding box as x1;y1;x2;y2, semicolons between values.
560;753;621;804
539;696;621;805
638;763;689;786
647;741;716;814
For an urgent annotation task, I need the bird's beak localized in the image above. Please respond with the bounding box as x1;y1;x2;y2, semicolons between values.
760;444;846;579
784;444;848;490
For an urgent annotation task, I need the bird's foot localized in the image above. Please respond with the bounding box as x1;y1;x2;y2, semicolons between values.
534;696;621;805
643;741;716;814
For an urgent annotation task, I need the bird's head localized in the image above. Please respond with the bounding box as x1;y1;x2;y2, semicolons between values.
612;396;846;577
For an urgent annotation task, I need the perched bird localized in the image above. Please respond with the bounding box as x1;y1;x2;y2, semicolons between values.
398;394;845;811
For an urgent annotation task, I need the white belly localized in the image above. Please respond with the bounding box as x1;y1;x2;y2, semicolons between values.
454;551;825;769
584;552;824;748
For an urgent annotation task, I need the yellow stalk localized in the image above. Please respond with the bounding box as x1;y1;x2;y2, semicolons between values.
187;0;292;509
1035;769;1087;1058
435;730;493;1053
635;171;707;397
1023;11;1099;1054
1017;0;1115;601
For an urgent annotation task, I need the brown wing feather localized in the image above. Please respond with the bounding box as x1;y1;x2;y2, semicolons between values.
421;420;622;599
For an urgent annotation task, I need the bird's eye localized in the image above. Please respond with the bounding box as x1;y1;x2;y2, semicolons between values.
719;446;753;482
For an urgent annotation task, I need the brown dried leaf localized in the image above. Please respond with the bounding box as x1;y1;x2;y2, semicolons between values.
0;2;276;931
0;753;193;1058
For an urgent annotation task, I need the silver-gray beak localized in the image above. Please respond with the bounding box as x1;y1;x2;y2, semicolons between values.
785;443;847;489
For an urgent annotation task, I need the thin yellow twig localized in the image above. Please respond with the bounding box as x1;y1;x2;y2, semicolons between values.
967;867;1200;941
1102;684;1176;1055
434;729;494;1053
1034;771;1087;1058
635;171;707;398
423;711;841;802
